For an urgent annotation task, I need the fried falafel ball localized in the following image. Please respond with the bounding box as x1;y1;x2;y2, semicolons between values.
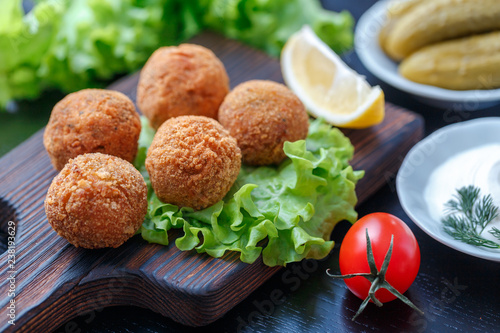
43;89;141;171
145;116;241;210
45;153;147;249
137;44;230;129
218;80;309;166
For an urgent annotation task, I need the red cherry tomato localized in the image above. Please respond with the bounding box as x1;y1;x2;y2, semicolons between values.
339;213;420;303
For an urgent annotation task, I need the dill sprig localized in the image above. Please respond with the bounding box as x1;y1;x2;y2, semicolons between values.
490;227;500;240
441;185;500;249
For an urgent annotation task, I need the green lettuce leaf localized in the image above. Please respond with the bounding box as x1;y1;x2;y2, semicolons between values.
202;0;354;56
0;0;353;109
0;1;63;105
0;0;202;108
36;0;200;92
137;117;363;266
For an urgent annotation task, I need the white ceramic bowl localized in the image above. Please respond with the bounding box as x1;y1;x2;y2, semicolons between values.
396;118;500;262
355;0;500;110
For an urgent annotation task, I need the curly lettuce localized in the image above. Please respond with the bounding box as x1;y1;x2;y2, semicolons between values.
200;0;354;56
0;0;353;109
0;0;199;106
137;117;363;266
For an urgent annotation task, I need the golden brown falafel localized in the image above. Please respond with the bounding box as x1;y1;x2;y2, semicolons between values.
43;89;141;171
137;44;230;129
145;116;241;210
218;80;309;166
45;153;148;249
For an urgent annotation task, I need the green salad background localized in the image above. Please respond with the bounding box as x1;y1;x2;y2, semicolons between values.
0;0;353;109
135;117;363;267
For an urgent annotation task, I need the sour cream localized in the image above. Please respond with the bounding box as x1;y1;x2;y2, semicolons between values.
424;143;500;243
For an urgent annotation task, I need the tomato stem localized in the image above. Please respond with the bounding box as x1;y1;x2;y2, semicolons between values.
368;277;383;307
327;229;424;321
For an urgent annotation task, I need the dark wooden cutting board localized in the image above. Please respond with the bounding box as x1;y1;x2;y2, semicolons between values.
0;32;423;332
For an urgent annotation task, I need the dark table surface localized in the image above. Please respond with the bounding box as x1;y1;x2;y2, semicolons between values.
5;0;498;332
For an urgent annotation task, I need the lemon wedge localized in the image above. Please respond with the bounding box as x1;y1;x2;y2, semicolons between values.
281;25;385;129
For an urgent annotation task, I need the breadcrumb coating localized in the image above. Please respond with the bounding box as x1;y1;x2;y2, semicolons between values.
45;153;148;249
137;44;230;129
218;80;309;166
43;89;141;171
145;116;241;210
